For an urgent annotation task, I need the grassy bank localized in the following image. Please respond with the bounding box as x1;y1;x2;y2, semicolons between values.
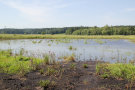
0;50;57;76
1;49;135;89
0;34;135;40
96;63;135;88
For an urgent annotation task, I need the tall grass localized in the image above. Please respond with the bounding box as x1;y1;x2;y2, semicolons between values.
0;34;135;40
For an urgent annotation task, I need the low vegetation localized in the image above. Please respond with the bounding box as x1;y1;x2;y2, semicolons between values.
63;54;75;62
39;79;56;88
83;64;88;68
0;34;135;40
0;49;56;76
96;63;135;88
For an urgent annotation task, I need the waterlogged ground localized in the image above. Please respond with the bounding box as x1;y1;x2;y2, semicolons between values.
0;39;135;63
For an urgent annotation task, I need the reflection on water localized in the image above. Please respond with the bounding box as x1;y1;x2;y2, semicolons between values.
0;39;135;63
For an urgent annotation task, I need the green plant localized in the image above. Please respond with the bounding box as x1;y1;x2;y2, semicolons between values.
51;81;56;87
68;46;77;50
69;46;73;50
96;63;135;88
38;40;42;43
83;64;88;68
70;63;76;69
43;55;49;65
43;54;56;65
32;41;37;44
39;80;56;88
46;67;57;75
19;48;25;56
39;80;50;88
0;50;44;75
39;69;44;75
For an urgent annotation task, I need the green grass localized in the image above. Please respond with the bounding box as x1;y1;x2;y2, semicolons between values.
39;80;56;88
0;50;47;75
0;34;135;40
96;63;135;88
45;67;58;76
39;80;51;88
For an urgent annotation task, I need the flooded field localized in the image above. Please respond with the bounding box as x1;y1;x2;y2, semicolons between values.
0;39;135;63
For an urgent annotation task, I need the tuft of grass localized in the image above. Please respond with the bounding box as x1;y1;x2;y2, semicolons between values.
94;39;106;44
69;46;73;50
38;40;42;43
39;80;50;88
68;46;77;50
43;55;49;65
43;54;56;65
45;67;57;76
64;54;75;62
39;80;56;88
83;64;88;68
70;63;76;69
32;40;37;44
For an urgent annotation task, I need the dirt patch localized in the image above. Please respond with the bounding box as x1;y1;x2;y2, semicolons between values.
0;61;134;90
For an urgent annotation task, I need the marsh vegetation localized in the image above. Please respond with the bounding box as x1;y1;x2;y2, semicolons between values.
0;36;135;89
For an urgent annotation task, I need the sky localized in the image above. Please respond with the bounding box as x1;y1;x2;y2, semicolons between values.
0;0;135;28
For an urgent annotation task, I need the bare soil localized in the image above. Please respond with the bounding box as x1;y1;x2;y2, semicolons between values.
0;61;134;90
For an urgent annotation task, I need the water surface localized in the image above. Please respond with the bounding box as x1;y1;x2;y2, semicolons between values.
0;39;135;63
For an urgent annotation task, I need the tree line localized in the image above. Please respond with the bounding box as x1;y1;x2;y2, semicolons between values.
0;25;135;35
66;25;135;35
0;27;87;34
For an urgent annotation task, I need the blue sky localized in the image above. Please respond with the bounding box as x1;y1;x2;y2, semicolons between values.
0;0;135;28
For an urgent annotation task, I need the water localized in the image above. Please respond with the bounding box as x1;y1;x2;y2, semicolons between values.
0;39;135;63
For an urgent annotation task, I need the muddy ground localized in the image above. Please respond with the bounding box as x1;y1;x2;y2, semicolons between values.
0;61;134;90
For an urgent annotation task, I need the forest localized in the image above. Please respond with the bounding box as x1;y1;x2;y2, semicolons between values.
0;25;135;35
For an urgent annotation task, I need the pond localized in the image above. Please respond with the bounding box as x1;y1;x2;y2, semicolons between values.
0;39;135;63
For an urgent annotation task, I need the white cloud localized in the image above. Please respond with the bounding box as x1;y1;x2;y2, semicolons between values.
0;0;69;22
